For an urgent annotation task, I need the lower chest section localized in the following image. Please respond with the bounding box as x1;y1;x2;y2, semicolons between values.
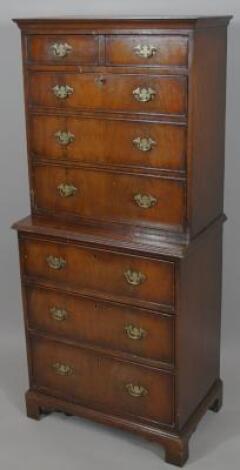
20;232;177;428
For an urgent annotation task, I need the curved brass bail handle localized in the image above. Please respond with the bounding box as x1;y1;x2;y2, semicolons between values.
50;42;72;58
52;362;73;376
126;383;148;398
134;193;157;209
50;306;68;321
46;255;66;270
52;84;74;99
134;44;157;58
125;324;147;340
54;130;75;146
57;183;78;198
133;87;156;103
133;137;156;152
124;269;146;286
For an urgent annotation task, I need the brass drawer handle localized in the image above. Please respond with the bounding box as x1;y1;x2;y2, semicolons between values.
50;306;68;321
134;193;157;209
133;87;156;103
126;383;148;398
125;324;147;340
52;84;74;99
133;137;156;152
46;255;66;270
50;42;72;58
57;183;78;197
54;130;75;146
52;362;73;376
134;44;157;58
124;269;146;286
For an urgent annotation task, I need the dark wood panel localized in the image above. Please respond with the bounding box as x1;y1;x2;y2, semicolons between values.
26;286;174;365
187;27;228;235
176;222;223;429
22;237;174;307
29;72;187;116
30;115;186;172
31;335;174;425
106;35;188;66
27;34;99;64
32;165;186;229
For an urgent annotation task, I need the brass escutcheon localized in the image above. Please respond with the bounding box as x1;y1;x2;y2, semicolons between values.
50;306;68;321
57;183;78;198
134;44;157;58
125;324;147;340
126;383;148;398
133;136;156;152
133;87;156;103
52;362;73;376
124;269;146;286
50;42;72;58
46;255;66;270
52;84;74;99
134;193;157;209
54;130;75;146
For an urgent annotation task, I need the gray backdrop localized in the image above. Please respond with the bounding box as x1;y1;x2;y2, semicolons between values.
0;1;239;469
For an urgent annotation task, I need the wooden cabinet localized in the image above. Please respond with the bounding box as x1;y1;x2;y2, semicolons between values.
13;16;231;466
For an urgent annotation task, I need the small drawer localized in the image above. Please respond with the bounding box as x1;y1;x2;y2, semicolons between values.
31;336;174;425
26;35;99;64
106;35;188;67
22;238;174;309
26;286;174;365
32;165;186;230
30;115;186;172
29;72;187;116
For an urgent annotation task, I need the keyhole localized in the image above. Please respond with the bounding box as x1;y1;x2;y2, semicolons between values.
96;75;106;87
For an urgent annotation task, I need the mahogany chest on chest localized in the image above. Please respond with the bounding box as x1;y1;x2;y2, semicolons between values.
13;16;231;466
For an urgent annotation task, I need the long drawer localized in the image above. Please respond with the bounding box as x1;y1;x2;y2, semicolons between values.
29;72;187;116
26;286;174;365
32;165;185;229
31;335;174;425
21;238;174;309
30;115;186;172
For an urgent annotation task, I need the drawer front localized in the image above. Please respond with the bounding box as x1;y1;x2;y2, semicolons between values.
26;35;99;64
22;239;174;308
27;287;174;365
30;115;186;172
106;35;188;67
33;166;185;229
31;336;174;425
29;72;187;116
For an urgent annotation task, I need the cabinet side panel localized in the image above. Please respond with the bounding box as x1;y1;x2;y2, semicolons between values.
188;27;228;235
176;224;223;429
